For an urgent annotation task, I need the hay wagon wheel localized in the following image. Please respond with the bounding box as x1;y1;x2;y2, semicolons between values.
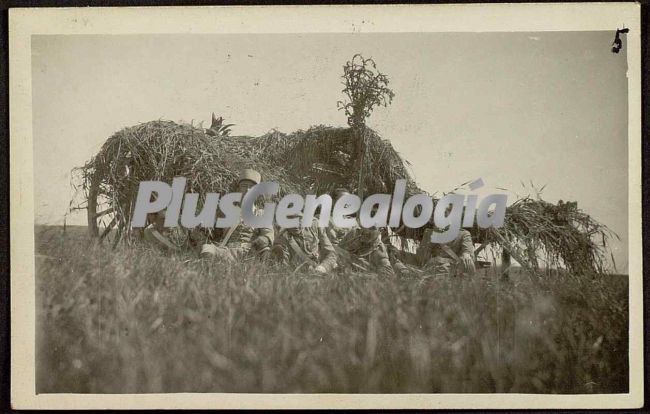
86;172;127;247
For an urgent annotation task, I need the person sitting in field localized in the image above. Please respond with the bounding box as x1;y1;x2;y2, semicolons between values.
416;227;476;277
272;211;337;274
200;168;274;263
381;231;421;277
335;225;395;276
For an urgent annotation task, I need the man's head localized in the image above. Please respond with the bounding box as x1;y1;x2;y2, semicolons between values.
284;210;303;237
365;203;385;231
237;168;261;192
359;227;381;242
353;205;382;244
333;187;358;219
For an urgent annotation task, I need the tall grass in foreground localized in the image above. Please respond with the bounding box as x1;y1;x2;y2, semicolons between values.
36;229;628;394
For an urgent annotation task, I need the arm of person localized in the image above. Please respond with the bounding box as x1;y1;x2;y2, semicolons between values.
325;217;338;242
459;230;476;274
370;242;395;276
459;230;475;256
388;247;412;276
314;226;338;273
270;232;291;264
416;228;433;267
392;257;408;272
252;226;274;250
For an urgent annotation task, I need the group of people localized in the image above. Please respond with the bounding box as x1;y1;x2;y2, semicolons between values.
143;169;476;277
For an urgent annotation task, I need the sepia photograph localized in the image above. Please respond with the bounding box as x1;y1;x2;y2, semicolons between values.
10;4;642;410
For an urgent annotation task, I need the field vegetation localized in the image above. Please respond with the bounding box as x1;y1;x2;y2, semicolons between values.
36;226;628;394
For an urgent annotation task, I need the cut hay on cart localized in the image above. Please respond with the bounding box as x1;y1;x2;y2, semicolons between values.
73;119;616;276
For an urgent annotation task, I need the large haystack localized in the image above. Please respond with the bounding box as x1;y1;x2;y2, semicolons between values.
75;121;422;241
76;121;297;237
75;119;615;275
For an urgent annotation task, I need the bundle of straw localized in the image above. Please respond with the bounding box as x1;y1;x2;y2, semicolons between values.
76;121;301;240
76;119;615;275
284;125;421;196
483;198;617;275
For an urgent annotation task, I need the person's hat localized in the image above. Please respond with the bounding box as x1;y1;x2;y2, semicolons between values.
238;169;261;185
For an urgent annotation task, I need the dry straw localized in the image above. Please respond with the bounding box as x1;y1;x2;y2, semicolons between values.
73;120;617;275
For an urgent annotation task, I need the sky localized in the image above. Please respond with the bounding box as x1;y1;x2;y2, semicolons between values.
31;32;629;271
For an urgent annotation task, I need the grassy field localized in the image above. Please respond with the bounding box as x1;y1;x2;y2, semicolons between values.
35;225;629;394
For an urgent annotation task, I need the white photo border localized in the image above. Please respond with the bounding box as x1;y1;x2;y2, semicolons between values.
9;3;643;409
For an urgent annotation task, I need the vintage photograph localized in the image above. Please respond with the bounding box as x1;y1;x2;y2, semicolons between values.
10;4;642;410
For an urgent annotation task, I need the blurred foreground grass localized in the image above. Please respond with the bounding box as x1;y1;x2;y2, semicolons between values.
35;226;628;393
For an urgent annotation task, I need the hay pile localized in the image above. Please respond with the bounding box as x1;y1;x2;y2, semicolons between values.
76;120;421;240
75;121;297;240
472;198;617;275
76;119;616;275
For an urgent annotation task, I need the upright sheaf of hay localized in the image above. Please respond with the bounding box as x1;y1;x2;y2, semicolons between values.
76;120;617;275
284;126;421;196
